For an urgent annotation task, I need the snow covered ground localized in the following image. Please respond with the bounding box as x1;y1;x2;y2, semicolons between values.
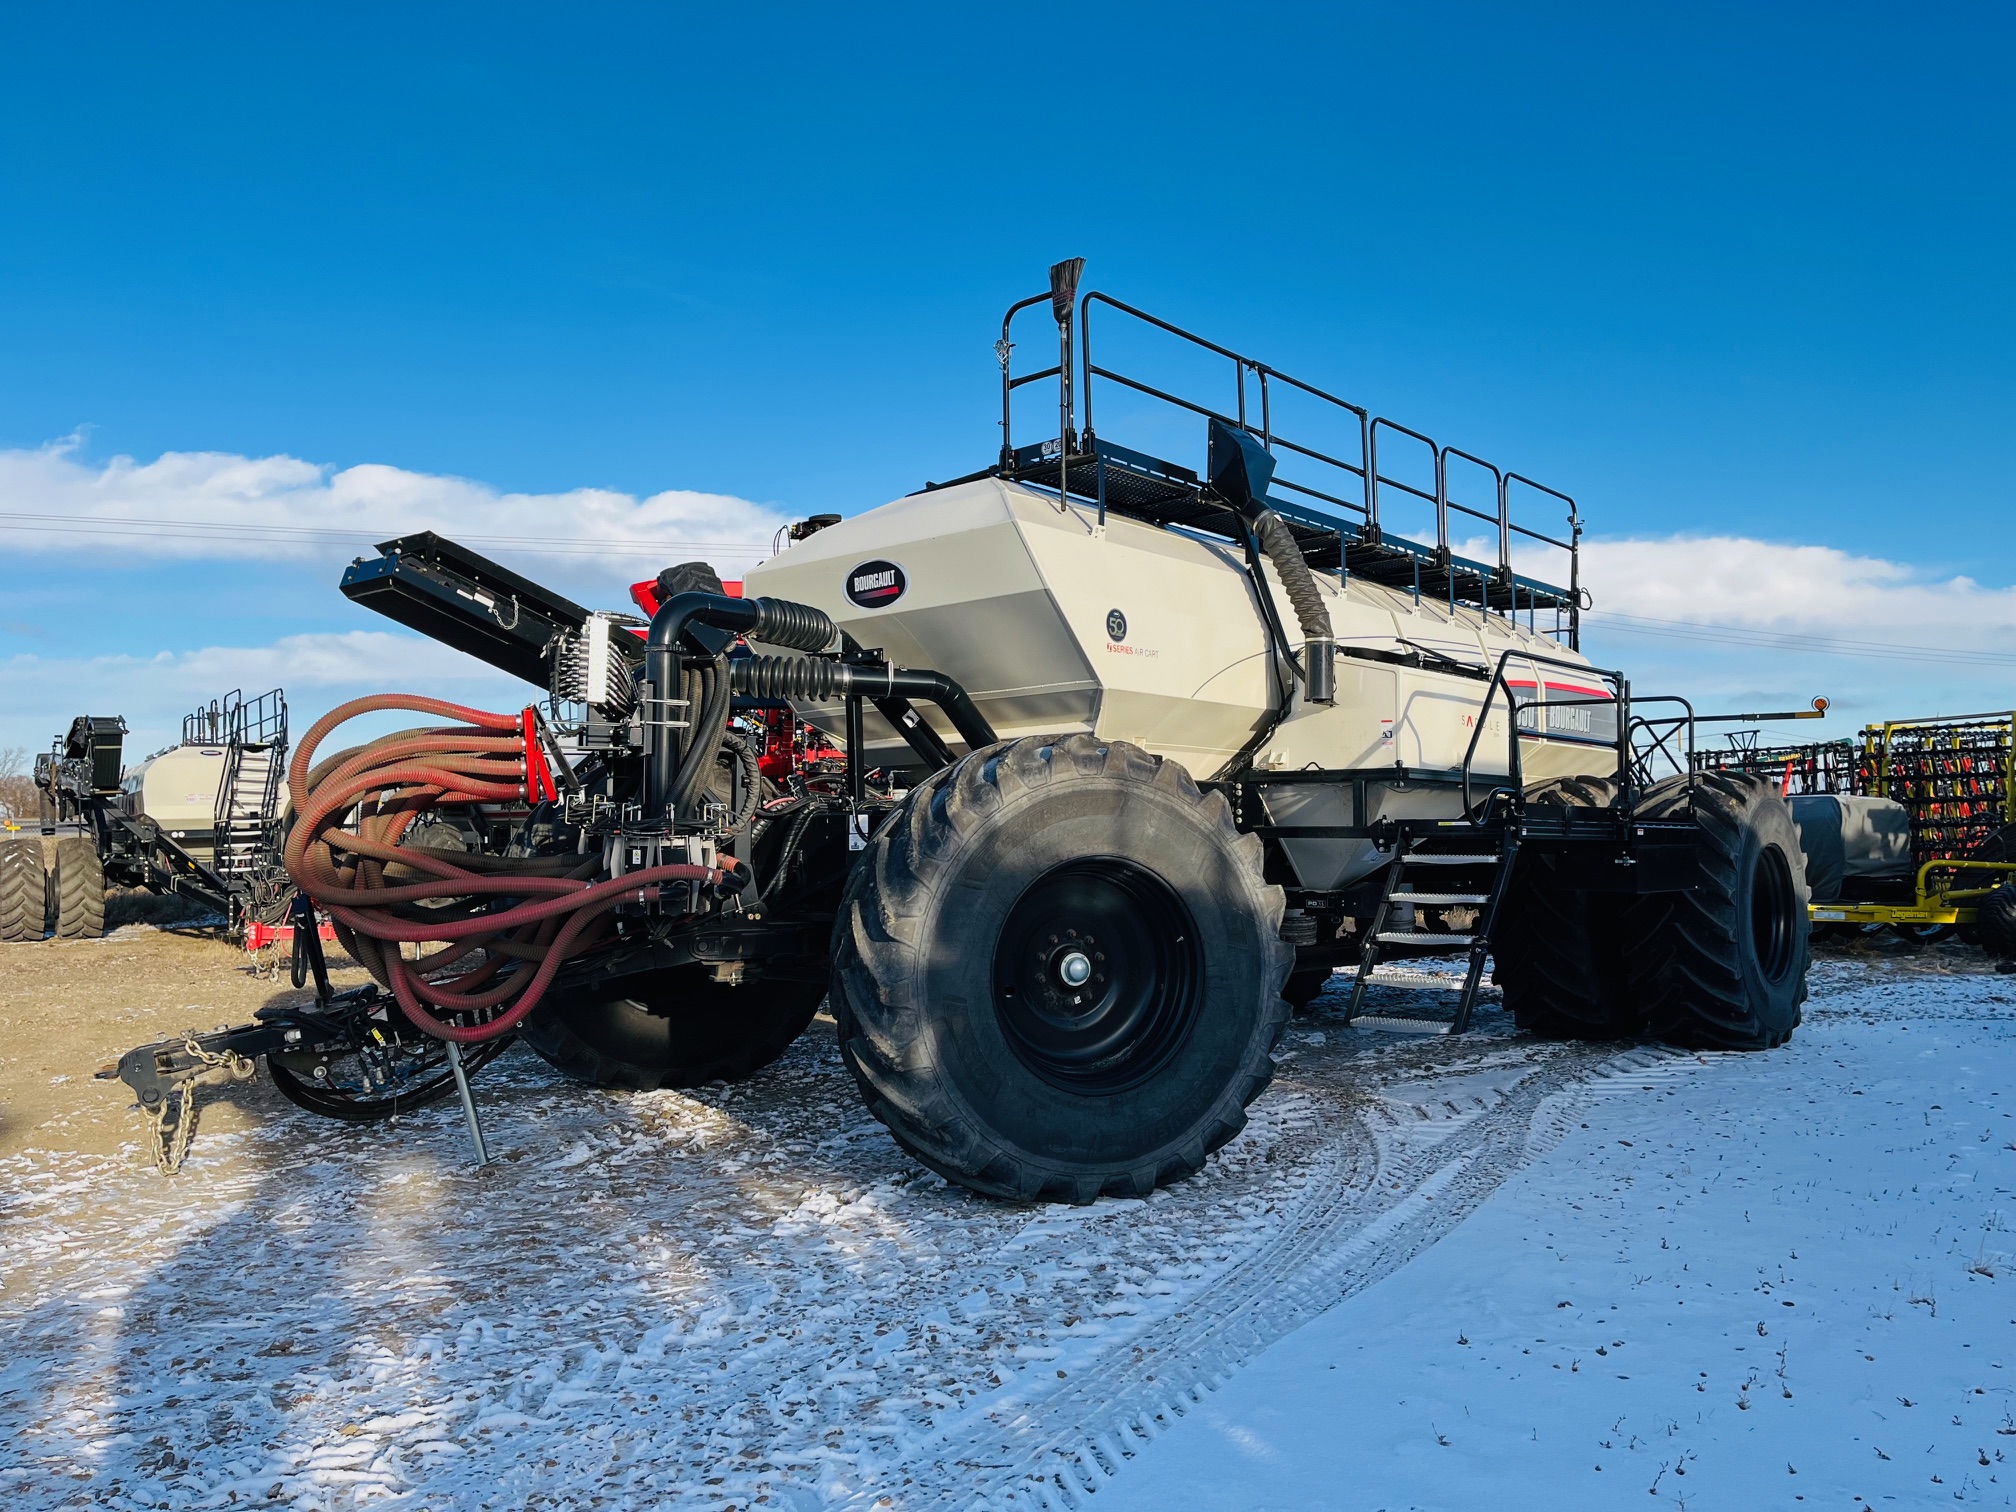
1;946;2009;1510
1101;956;2016;1511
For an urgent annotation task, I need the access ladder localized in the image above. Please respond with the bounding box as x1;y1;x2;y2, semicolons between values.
1342;825;1520;1035
214;743;282;880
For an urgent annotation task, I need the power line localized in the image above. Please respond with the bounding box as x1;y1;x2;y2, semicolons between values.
1586;610;2016;668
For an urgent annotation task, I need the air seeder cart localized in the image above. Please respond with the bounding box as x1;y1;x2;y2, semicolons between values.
3;689;293;944
110;263;1810;1198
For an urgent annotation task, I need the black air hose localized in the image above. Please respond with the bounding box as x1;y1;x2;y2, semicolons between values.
729;655;996;753
732;655;853;702
717;731;761;832
1249;509;1336;705
645;589;841;817
744;597;841;653
669;658;732;818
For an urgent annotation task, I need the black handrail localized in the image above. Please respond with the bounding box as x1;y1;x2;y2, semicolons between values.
1504;473;1582;647
1458;648;1629;820
992;278;1586;646
997;292;1052;469
1079;290;1374;529
1440;446;1505;572
181;687;287;749
1626;698;1700;788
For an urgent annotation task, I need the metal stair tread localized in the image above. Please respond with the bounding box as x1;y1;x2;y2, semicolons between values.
1346;828;1516;1037
1349;1013;1460;1035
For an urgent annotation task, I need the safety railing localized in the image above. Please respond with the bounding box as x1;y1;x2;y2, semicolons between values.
995;277;1584;644
1458;649;1631;820
1453;647;1708;826
182;688;288;749
1625;698;1699;787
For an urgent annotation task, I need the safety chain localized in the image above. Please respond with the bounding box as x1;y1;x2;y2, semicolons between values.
142;1034;256;1176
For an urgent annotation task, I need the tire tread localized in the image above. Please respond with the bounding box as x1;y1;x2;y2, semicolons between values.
832;736;1292;1203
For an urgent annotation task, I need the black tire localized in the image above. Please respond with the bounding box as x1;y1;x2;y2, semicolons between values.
1975;883;2016;961
1963;829;2016;953
833;734;1293;1204
522;967;828;1090
0;838;45;942
1283;967;1335;1015
1627;771;1809;1050
52;837;106;939
1493;775;1642;1040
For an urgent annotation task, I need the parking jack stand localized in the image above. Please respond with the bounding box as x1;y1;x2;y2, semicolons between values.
444;1040;490;1167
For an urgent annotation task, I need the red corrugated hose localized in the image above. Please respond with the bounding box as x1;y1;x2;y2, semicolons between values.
283;694;725;1043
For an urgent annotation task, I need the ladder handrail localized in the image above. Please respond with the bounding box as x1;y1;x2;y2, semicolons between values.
1458;647;1630;820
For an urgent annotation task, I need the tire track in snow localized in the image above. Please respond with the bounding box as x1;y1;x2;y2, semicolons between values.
890;1030;1705;1510
1;976;1731;1512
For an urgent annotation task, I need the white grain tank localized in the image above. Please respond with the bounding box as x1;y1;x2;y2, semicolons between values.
121;743;228;857
743;477;1615;889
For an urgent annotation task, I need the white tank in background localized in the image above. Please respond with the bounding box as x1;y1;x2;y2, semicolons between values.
121;743;228;856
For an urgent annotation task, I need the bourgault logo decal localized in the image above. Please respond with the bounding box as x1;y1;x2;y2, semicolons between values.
846;560;906;608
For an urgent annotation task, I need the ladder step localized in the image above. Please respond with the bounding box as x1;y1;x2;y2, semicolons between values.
1390;891;1490;904
1376;931;1479;945
1399;853;1499;865
1350;1014;1460;1035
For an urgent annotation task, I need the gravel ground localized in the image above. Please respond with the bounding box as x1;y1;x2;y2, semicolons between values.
0;923;1996;1509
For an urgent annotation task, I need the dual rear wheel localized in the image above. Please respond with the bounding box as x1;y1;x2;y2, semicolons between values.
0;837;104;941
1494;771;1808;1050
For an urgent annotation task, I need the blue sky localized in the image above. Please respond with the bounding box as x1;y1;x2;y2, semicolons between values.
2;2;2013;761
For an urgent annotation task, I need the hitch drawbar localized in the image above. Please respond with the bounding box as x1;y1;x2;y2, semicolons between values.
101;986;504;1173
101;1023;289;1109
98;1022;282;1174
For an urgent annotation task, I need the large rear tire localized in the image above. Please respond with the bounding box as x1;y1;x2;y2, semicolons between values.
1628;771;1809;1050
1493;775;1642;1040
52;837;106;939
833;734;1292;1204
1974;883;2016;961
0;838;45;942
522;967;827;1090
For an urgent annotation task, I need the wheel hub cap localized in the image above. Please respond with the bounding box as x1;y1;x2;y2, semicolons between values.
992;858;1203;1094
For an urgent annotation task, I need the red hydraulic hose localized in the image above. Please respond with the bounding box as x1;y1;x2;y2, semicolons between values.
284;694;729;1044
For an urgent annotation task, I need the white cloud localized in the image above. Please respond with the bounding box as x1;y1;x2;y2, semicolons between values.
3;631;527;763
0;436;793;569
1452;530;2016;724
1574;536;2016;725
5;437;2010;761
1580;535;2016;639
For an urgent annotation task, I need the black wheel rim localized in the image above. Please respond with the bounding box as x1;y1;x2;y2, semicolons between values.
1750;845;1797;983
269;1034;510;1121
992;858;1202;1094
